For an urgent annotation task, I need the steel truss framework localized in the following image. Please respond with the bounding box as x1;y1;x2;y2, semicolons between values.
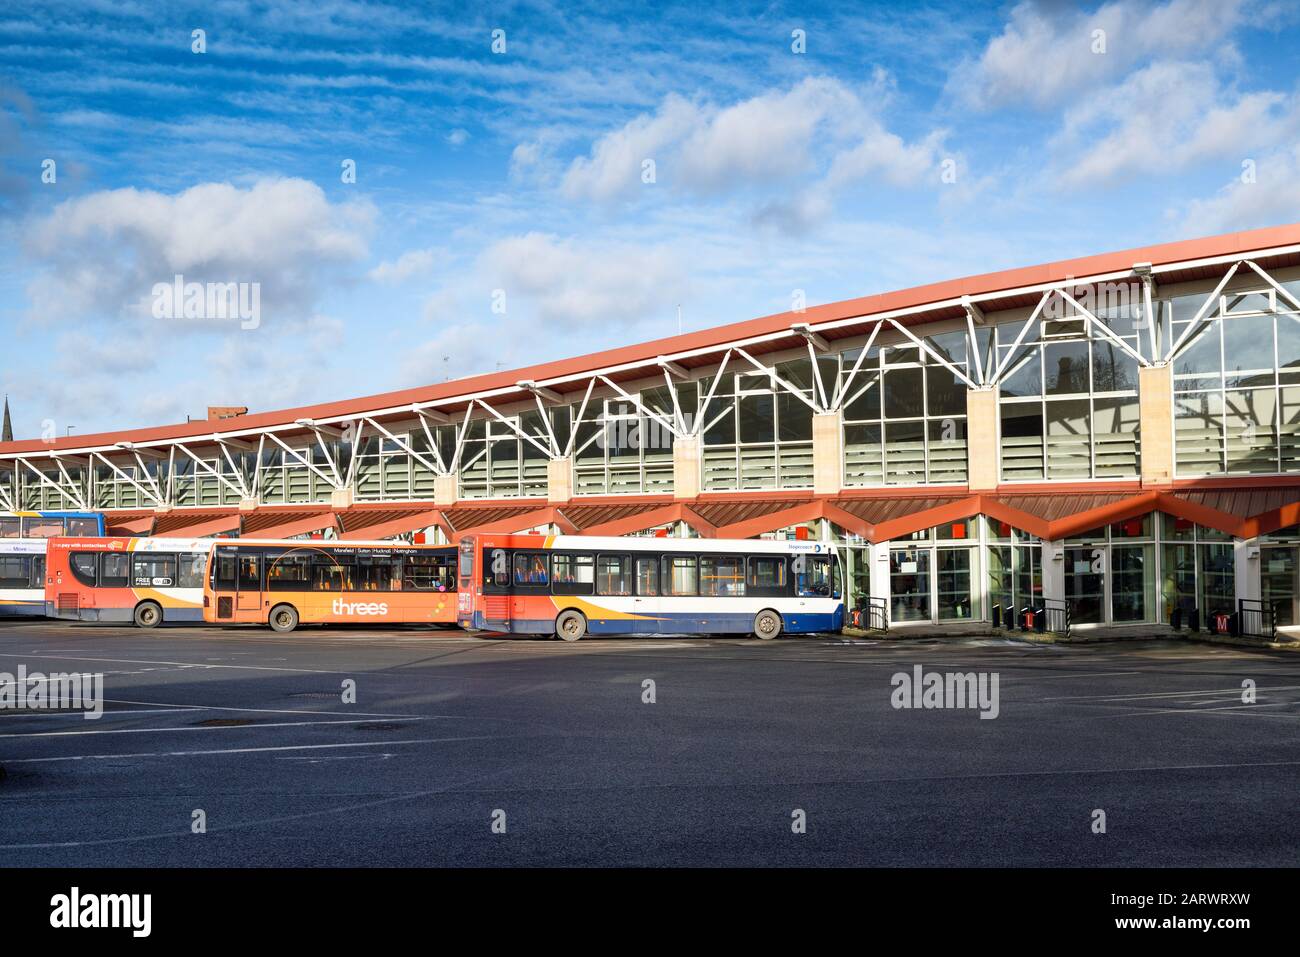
6;249;1300;519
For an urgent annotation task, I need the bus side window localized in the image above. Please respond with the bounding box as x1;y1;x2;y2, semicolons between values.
70;552;98;587
213;553;238;590
795;555;832;597
267;554;309;591
31;556;45;588
99;552;129;588
0;517;20;538
635;557;658;596
237;554;262;592
66;518;100;536
178;553;206;589
552;554;594;595
513;552;548;586
133;553;177;588
596;555;632;596
662;555;698;596
700;556;744;598
0;555;28;589
747;556;788;596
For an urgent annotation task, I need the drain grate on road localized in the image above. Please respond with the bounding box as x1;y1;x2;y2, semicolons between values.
353;722;408;732
288;692;343;699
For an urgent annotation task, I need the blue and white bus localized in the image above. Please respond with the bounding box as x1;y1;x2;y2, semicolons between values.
0;539;48;617
0;511;106;539
458;533;844;639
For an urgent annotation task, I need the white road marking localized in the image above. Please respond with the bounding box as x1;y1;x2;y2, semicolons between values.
1043;684;1300;702
0;734;496;764
0;651;336;674
0;717;419;739
103;698;422;718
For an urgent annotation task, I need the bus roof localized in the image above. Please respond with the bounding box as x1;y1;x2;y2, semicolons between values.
45;536;215;553
213;538;453;549
475;534;838;555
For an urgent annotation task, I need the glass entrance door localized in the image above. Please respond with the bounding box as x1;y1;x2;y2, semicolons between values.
936;548;974;620
1064;546;1105;624
1111;545;1153;622
889;548;930;622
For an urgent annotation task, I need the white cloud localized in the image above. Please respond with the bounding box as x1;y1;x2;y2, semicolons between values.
556;75;941;222
674;77;861;191
368;246;444;284
483;232;684;326
1178;144;1300;234
1051;61;1296;187
949;0;1246;110
560;93;702;203
446;128;469;147
23;177;374;326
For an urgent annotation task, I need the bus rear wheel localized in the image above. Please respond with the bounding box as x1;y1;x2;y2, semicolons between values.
555;610;586;642
134;601;162;629
753;609;783;640
269;604;300;634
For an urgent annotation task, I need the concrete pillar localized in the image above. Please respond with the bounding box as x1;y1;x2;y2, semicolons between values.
238;497;258;512
546;457;572;503
812;411;843;496
869;541;891;604
1139;363;1174;486
1042;538;1065;604
1235;537;1260;605
433;474;457;506
329;487;353;509
672;435;701;500
966;387;999;491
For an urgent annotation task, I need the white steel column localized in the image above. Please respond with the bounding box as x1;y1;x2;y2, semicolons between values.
1235;537;1261;606
1042;539;1065;604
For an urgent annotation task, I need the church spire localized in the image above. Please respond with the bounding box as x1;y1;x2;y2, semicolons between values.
1;395;11;443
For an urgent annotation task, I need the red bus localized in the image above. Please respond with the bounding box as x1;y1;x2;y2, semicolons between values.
45;536;211;626
203;538;458;632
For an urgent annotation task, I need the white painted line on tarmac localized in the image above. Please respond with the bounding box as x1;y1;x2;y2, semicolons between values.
0;717;420;739
0;651;337;674
0;734;499;764
0;708;201;719
1043;684;1300;702
104;698;422;718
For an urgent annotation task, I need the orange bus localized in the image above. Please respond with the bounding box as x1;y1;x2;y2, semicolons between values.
203;538;458;632
45;536;211;626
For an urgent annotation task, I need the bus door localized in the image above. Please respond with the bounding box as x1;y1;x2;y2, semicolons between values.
631;555;661;634
236;552;263;615
481;543;512;631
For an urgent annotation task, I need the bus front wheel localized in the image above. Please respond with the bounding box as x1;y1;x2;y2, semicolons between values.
134;601;163;629
753;609;783;640
555;610;586;642
269;604;300;634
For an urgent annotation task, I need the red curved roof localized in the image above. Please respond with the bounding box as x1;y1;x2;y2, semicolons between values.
5;222;1300;453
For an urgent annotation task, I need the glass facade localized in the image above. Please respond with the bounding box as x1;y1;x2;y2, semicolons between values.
842;333;970;486
699;360;823;491
1171;285;1300;476
997;304;1141;481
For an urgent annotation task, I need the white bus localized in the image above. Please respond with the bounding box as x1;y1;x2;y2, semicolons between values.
457;533;844;639
0;539;48;618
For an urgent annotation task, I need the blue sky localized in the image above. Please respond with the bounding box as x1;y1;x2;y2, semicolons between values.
2;0;1299;438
